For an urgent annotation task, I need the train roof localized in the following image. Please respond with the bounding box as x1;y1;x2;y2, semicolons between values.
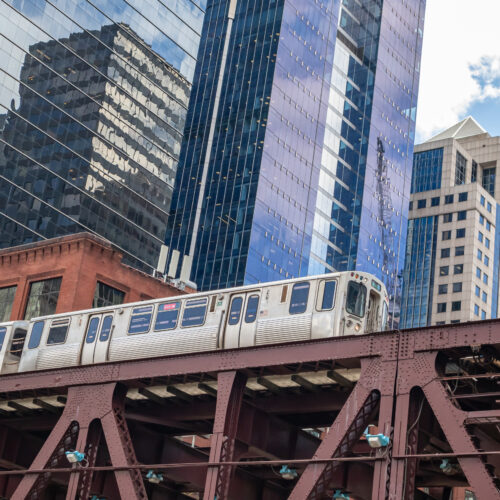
27;270;386;323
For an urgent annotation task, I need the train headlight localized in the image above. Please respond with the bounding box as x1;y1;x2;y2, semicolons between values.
346;320;353;328
354;323;361;332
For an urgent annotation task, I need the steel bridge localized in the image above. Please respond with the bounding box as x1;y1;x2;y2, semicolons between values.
0;320;499;499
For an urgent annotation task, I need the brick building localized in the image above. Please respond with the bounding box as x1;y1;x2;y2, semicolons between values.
0;233;191;322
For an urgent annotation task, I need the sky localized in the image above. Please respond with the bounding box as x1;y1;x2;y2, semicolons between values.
415;0;500;143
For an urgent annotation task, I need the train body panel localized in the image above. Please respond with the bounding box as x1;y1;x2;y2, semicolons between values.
7;272;388;375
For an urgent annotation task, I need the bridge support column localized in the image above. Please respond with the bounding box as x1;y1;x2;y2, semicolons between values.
289;355;398;500
203;370;247;500
11;383;147;500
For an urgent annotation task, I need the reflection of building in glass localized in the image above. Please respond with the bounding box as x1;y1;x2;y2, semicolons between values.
164;0;425;325
0;0;202;272
401;117;500;328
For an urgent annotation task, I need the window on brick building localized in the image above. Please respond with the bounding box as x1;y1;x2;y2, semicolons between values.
93;282;126;308
24;278;62;320
0;286;16;322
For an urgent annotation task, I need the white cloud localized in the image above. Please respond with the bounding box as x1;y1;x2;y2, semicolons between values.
415;0;500;142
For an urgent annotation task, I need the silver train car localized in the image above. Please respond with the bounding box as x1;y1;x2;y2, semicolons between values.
0;272;388;374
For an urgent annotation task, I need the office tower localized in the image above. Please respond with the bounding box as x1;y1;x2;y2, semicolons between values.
164;0;426;321
401;117;500;328
0;0;204;272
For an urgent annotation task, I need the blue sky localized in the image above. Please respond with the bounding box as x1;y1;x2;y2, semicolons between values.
415;0;500;143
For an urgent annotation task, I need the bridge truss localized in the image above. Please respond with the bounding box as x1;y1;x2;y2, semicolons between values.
0;320;499;499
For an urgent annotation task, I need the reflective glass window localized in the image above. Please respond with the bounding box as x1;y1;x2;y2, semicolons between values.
154;302;180;331
345;282;366;317
0;286;16;322
453;282;462;293
182;299;207;327
443;213;452;223
289;283;310;315
85;317;100;344
476;286;481;297
455;152;467;185
128;306;153;334
28;321;45;349
245;295;260;323
228;297;243;325
478;249;483;260
458;192;468;202
485;238;490;249
437;303;446;313
441;248;450;258
477;268;482;278
438;284;448;295
482;167;496;196
24;278;62;320
455;246;464;256
483;291;488;303
452;301;461;311
454;264;463;275
442;231;451;240
445;195;454;204
487;202;492;212
475;304;480;316
478;232;484;243
440;266;449;276
480;195;486;206
457;211;466;221
456;228;466;238
99;316;113;341
431;197;440;206
411;148;443;193
482;310;487;320
417;199;426;209
483;274;488;285
47;319;69;345
93;282;125;308
484;256;489;266
471;161;478;183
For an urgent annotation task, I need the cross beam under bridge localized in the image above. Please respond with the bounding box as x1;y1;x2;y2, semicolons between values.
0;320;499;499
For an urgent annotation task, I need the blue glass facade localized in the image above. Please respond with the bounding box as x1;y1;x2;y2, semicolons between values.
0;0;203;271
400;216;438;328
165;0;426;323
411;148;443;193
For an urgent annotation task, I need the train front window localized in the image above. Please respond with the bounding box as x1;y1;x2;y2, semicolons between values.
154;302;180;331
289;282;310;314
182;298;207;328
346;281;367;317
245;295;259;323
47;319;70;345
0;327;6;351
10;328;27;357
28;321;44;349
228;297;243;325
128;306;153;334
321;281;337;310
99;316;113;341
85;317;100;344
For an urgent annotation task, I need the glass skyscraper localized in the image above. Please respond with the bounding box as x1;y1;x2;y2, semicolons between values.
165;0;426;322
0;0;204;271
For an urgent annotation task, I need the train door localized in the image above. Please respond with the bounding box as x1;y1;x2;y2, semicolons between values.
224;294;245;349
366;291;380;333
224;292;260;349
80;313;114;365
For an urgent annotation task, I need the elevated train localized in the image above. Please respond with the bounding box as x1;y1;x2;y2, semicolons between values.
0;271;388;375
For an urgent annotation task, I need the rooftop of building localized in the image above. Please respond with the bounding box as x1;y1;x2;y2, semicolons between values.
422;116;489;144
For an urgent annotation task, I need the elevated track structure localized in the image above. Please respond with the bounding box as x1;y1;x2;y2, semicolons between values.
0;320;499;499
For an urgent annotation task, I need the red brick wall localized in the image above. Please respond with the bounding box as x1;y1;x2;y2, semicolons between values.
0;233;191;320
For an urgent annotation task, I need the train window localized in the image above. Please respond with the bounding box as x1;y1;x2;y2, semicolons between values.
154;302;180;331
10;328;27;357
228;297;243;325
28;321;44;349
85;317;100;344
182;298;207;328
128;306;153;334
0;327;6;351
245;295;259;323
280;286;288;303
289;282;310;314
320;281;337;310
99;316;113;341
346;281;367;317
47;319;70;345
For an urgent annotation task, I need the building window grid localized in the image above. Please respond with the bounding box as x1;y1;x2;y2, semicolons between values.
411;148;444;193
0;286;17;322
24;277;62;320
482;167;496;196
93;282;126;308
455;151;467;185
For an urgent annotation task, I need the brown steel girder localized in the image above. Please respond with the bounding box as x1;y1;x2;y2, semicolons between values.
0;320;498;498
